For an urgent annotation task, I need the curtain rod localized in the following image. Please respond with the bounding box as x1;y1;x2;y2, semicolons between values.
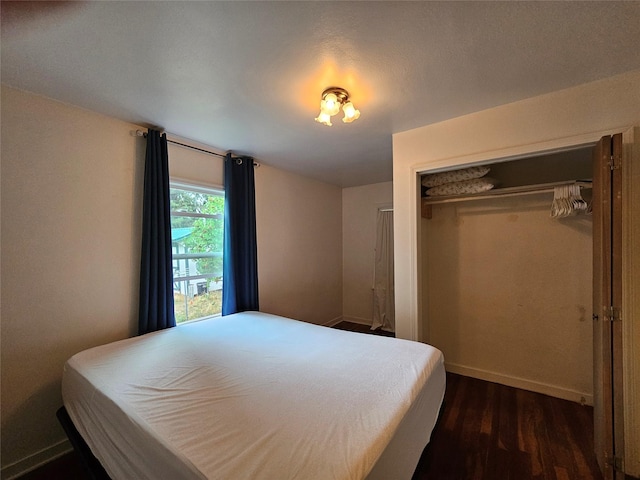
135;130;260;166
170;138;226;158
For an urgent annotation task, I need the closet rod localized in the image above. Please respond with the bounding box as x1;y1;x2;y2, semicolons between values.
422;180;592;205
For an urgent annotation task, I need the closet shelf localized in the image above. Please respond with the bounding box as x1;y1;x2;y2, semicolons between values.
421;180;592;206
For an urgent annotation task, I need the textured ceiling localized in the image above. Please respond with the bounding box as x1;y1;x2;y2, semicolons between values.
2;1;640;187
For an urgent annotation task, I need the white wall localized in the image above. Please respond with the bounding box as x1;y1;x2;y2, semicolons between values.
1;86;144;478
0;85;343;477
423;194;593;403
168;141;224;187
255;165;342;325
342;182;392;325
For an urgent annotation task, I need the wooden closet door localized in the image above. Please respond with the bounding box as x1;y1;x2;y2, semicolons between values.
593;133;623;479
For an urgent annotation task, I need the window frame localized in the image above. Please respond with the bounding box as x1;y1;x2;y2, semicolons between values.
170;179;225;325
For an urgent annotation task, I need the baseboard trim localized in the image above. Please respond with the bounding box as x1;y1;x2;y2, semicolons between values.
1;439;72;480
445;362;593;406
341;316;373;327
322;316;344;327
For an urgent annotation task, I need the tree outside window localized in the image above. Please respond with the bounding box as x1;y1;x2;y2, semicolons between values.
170;185;224;323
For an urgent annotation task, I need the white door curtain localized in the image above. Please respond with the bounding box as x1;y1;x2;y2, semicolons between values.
371;210;395;332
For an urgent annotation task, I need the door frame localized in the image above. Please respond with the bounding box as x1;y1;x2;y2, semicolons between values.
620;126;640;477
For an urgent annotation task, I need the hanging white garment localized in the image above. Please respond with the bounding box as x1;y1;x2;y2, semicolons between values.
372;210;395;332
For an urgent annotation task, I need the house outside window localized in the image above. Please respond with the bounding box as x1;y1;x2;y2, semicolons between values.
170;183;224;323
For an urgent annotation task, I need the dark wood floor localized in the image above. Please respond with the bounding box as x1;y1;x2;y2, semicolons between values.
332;320;396;337
17;453;86;480
19;321;603;480
413;372;602;480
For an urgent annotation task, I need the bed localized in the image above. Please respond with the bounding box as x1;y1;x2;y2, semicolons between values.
61;311;445;480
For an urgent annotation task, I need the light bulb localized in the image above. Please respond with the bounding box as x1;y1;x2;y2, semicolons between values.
321;93;341;116
324;93;338;111
315;111;332;126
342;102;360;123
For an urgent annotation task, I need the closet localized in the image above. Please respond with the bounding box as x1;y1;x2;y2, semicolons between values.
420;145;595;404
419;132;635;480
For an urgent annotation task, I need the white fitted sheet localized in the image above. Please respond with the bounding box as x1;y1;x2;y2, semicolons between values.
62;312;445;480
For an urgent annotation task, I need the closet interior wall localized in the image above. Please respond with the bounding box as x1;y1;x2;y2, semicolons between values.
421;148;594;404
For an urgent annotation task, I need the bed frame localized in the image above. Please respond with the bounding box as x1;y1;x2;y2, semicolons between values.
56;406;111;480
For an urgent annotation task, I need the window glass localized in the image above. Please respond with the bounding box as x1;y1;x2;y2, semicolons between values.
170;184;224;323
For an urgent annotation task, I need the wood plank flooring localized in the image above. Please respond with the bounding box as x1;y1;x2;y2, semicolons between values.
18;321;603;480
16;453;86;480
413;372;603;480
332;320;395;337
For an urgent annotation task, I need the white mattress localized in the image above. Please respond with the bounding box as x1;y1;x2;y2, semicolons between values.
62;312;445;480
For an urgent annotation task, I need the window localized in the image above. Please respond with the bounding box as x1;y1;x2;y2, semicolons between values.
170;183;224;323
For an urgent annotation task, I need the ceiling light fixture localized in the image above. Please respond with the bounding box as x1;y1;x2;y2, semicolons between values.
314;87;360;126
